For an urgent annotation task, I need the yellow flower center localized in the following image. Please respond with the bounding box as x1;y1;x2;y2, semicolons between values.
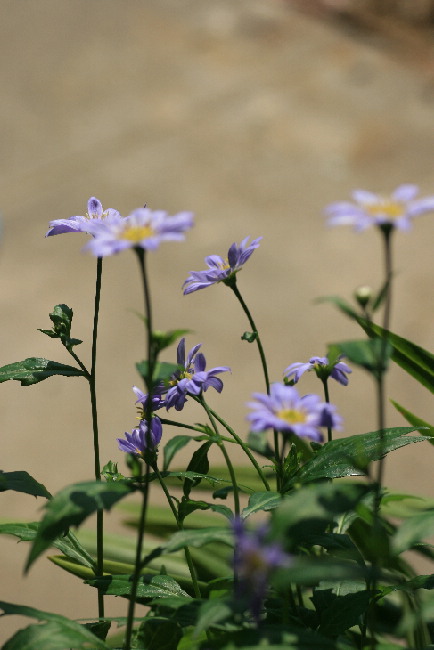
217;258;230;271
364;199;403;219
120;225;154;242
276;408;307;425
169;369;193;386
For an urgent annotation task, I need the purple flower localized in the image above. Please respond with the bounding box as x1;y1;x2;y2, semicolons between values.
183;236;262;294
84;207;194;256
117;416;162;457
46;197;121;237
247;383;342;442
284;355;351;386
133;385;165;413
325;184;434;232
165;338;230;411
232;517;290;621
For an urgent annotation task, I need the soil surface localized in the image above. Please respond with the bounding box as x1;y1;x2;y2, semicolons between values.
1;0;434;642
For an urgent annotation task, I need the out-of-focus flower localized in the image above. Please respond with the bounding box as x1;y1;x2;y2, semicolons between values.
325;184;434;232
165;337;230;411
183;236;262;294
133;385;165;413
247;383;342;442
232;516;290;622
84;207;193;256
284;355;351;386
117;417;162;457
46;197;121;237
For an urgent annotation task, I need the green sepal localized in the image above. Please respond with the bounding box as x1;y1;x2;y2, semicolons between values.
0;470;51;498
0;357;86;385
26;480;133;572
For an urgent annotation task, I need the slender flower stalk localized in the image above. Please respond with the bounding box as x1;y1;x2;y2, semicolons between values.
124;248;154;650
90;257;105;619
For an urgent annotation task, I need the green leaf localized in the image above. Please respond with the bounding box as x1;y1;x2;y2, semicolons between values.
317;590;372;637
286;427;429;487
26;480;132;571
393;510;434;554
194;599;232;638
390;399;434;441
151;328;191;354
355;318;434;393
136;361;179;385
242;492;281;518
38;304;83;350
163;435;193;471
316;295;359;319
182;442;211;499
0;601;108;649
135;617;182;650
164;527;233;553
0;523;95;570
85;573;191;600
327;339;390;377
0;470;51;498
0;358;86;385
241;331;258;343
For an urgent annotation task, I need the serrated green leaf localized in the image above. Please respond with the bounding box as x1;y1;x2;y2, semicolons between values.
0;470;51;498
242;491;281;518
0;358;86;385
287;428;429;487
86;573;191;600
0;600;108;649
26;480;132;571
163;435;193;471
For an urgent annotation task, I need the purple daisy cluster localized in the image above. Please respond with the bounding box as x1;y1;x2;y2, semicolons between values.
247;383;342;442
284;355;351;386
232;517;290;622
325;184;434;232
183;236;262;294
46;196;193;255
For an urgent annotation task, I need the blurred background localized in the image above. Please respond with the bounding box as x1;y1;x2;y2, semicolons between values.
1;0;434;642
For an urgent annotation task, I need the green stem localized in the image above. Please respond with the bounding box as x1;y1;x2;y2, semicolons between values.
151;462;202;598
90;256;104;619
124;248;155;649
193;401;270;491
197;395;240;517
321;378;333;443
228;278;281;487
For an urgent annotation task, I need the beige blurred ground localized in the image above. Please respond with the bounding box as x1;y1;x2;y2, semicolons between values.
1;0;434;643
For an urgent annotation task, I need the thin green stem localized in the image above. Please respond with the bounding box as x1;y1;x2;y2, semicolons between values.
151;461;202;598
321;378;333;443
197;395;240;517
194;400;270;491
89;256;104;619
124;248;155;649
228;278;281;486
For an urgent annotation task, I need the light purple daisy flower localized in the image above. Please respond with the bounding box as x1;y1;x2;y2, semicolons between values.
284;355;351;386
183;236;262;294
46;196;121;237
247;383;342;442
165;338;230;411
117;416;163;457
325;184;434;232
84;207;193;257
232;516;290;622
